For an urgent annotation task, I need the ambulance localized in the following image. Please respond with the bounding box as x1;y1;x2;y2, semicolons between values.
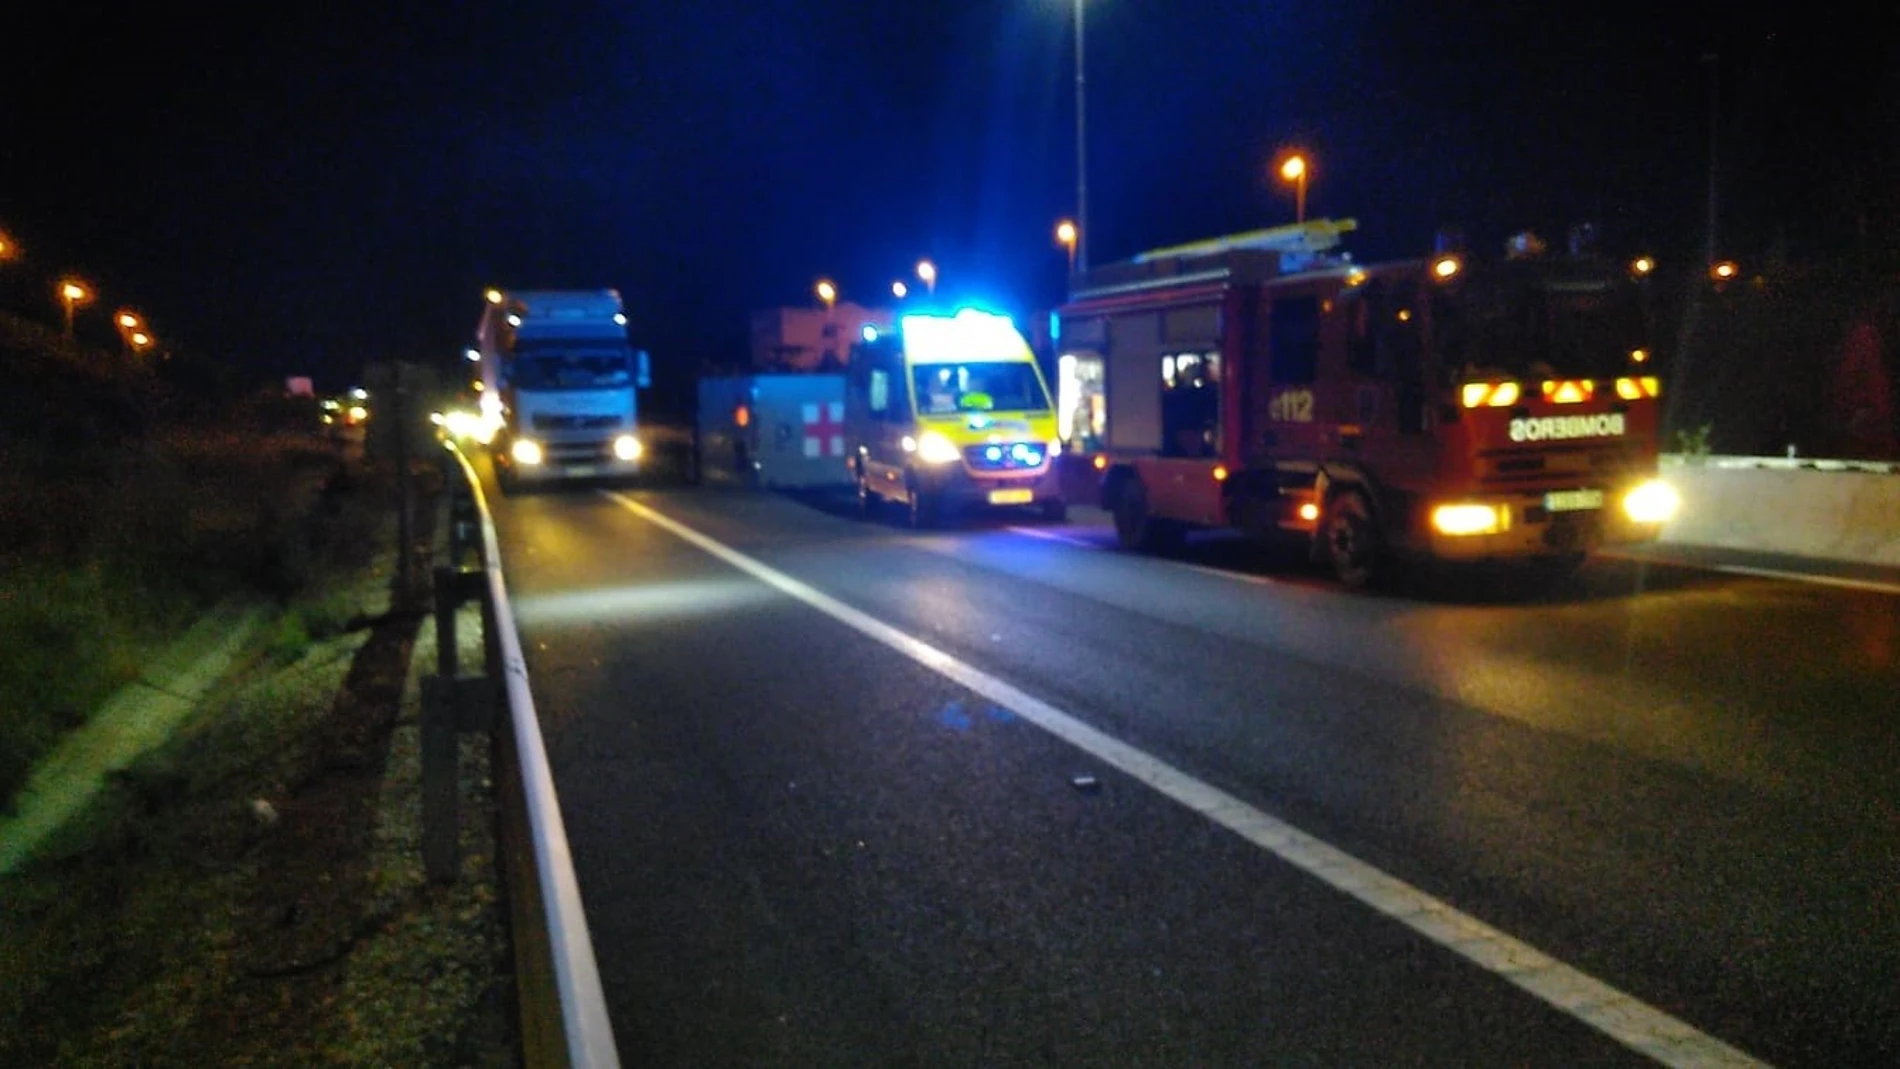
845;309;1066;527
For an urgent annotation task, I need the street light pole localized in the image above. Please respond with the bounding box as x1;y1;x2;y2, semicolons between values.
1074;0;1089;274
1702;52;1720;266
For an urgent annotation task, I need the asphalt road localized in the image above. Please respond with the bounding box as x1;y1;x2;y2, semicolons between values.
491;476;1900;1067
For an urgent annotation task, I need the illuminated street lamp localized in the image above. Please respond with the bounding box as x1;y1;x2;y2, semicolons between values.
1710;260;1739;282
465;347;481;362
815;279;837;309
484;287;503;305
129;330;152;350
1631;256;1656;277
916;260;937;295
116;310;143;331
891;280;908;299
58;279;91;341
1055;219;1078;279
1278;153;1309;224
0;230;16;261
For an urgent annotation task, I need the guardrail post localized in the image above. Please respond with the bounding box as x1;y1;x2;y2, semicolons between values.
423;564;462;883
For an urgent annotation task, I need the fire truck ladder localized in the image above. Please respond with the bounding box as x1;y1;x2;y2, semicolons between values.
1132;218;1359;263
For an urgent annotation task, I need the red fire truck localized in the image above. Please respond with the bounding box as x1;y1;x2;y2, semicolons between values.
1053;220;1680;587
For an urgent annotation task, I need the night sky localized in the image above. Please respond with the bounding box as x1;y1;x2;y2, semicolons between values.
3;1;1892;402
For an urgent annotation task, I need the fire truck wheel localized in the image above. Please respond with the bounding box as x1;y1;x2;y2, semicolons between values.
1324;491;1384;589
1113;477;1182;553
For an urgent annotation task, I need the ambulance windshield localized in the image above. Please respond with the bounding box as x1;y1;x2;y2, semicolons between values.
912;362;1049;414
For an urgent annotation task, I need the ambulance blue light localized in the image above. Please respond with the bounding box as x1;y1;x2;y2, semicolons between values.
985;445;1004;462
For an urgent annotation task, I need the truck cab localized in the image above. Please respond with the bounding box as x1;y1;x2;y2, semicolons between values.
476;289;650;492
845;309;1066;527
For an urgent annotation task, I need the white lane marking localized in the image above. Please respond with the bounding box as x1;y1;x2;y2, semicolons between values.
1006;525;1103;550
1597;550;1900;597
605;491;1767;1068
1011;525;1287;587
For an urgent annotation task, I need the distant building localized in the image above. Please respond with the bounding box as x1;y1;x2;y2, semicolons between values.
751;302;894;372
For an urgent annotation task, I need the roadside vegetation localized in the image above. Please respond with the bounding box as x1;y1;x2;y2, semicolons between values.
0;312;352;802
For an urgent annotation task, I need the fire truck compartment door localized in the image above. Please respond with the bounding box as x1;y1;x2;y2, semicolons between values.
1107;313;1162;451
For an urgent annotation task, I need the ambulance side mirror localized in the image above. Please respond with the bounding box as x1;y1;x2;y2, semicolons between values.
636;349;652;389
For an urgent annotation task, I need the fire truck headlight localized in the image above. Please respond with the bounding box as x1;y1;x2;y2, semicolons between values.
511;439;545;466
1623;479;1680;525
613;435;643;461
916;431;962;464
1431;503;1503;536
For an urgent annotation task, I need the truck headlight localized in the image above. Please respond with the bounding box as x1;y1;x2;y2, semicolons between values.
613;435;643;461
511;439;544;466
1623;479;1680;524
916;431;962;464
1431;503;1503;536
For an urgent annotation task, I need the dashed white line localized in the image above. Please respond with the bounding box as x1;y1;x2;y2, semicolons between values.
607;490;1768;1068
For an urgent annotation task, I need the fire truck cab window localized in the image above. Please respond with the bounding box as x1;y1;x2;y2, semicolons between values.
1268;296;1321;385
1161;350;1220;457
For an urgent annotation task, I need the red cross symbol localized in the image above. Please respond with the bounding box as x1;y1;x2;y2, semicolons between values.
802;401;845;458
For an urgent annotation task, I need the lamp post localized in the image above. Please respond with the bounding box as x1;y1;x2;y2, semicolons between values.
1073;0;1089;274
1278;153;1309;224
1055;219;1078;280
815;279;837;310
891;280;908;299
58;279;90;341
916;260;937;295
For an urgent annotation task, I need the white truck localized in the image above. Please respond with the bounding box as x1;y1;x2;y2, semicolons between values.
475;288;650;492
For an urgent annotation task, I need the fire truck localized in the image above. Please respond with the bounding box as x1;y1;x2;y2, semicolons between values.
1054;219;1680;586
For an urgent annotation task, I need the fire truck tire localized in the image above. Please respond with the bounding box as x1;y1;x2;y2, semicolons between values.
1324;490;1384;589
1113;477;1182;553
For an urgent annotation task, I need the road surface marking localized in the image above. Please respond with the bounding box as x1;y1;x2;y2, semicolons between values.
1006;525;1103;550
1597;550;1900;597
1011;525;1288;587
606;491;1767;1069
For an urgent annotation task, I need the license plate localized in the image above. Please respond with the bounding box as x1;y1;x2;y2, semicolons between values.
565;464;599;478
988;488;1035;505
1544;489;1604;512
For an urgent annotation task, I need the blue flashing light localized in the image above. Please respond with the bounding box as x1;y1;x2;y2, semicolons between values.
985;445;1004;462
861;324;879;343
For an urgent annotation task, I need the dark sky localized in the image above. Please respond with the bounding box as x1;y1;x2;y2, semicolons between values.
3;1;1893;395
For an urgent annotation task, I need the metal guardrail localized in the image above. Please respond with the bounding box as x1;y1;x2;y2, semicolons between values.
1662;452;1900;475
425;440;620;1068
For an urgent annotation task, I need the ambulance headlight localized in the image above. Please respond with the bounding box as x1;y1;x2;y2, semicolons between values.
511;439;544;466
1623;479;1680;524
613;435;643;461
916;431;962;464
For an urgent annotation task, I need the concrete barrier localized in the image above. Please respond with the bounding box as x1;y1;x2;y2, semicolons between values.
1659;454;1900;566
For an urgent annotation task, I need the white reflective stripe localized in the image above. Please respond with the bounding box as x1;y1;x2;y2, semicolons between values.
605;490;1769;1069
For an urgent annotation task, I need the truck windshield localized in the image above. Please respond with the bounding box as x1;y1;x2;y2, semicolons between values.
1431;268;1647;381
912;362;1049;414
508;348;632;390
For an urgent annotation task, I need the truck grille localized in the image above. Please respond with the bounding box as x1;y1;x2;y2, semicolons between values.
532;413;624;431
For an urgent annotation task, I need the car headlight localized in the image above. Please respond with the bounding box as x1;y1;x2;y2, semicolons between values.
916;431;962;464
511;438;544;466
1431;503;1503;536
613;434;642;461
1623;479;1680;524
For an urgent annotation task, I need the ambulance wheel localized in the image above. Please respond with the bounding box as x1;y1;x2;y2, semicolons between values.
907;486;942;529
1039;498;1068;524
1113;477;1181;553
1324;490;1383;589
